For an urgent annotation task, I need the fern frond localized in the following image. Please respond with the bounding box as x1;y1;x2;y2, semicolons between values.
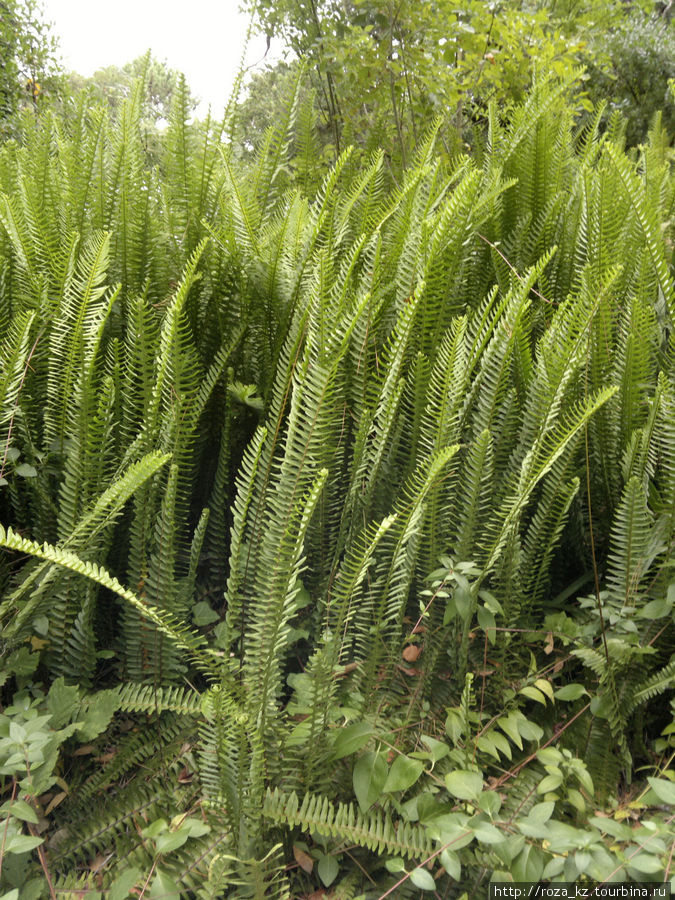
0;524;220;678
262;788;433;860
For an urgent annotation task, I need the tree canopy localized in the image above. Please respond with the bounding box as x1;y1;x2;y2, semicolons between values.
0;0;61;131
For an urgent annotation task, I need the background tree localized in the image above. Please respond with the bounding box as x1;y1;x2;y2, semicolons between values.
0;0;61;133
581;4;675;143
65;52;196;126
246;0;673;169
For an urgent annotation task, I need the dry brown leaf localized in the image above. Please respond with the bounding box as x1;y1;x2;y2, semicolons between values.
89;853;110;873
293;845;314;873
396;664;420;676
335;662;359;677
44;791;68;816
95;750;117;764
544;631;554;655
402;644;421;662
73;744;96;756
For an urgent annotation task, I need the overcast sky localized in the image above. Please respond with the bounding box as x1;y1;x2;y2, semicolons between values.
40;0;275;116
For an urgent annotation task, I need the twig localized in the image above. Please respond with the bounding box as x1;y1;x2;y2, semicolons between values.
376;826;474;899
30;824;58;900
491;702;591;789
137;857;158;900
477;233;557;306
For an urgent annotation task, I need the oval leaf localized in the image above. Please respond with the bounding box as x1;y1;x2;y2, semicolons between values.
445;769;483;802
318;853;339;887
537;773;563;794
385;857;407;874
293;845;314;873
647;776;675;805
439;848;461;880
331;722;374;760
383;755;424;793
410;867;436;891
520;685;547;704
353;751;387;813
554;684;587;701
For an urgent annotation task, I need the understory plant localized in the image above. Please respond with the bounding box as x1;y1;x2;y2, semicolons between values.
0;72;673;897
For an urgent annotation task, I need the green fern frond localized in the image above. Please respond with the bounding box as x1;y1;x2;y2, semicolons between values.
262;788;434;859
0;524;220;678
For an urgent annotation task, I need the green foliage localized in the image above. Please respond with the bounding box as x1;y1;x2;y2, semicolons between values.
245;0;670;171
0;73;674;896
0;0;61;133
65;53;194;125
583;7;675;146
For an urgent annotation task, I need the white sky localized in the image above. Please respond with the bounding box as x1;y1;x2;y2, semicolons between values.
40;0;275;116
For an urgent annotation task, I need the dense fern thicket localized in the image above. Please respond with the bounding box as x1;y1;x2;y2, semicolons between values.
0;75;674;897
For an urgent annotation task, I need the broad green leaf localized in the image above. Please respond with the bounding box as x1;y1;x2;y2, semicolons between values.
536;747;562;766
9;722;26;743
537;773;563;794
410;867;436;890
155;830;189;854
638;598;672;618
318;853;339;887
47;677;79;727
589;816;632;840
520;685;547;704
477;605;496;642
517;717;543;741
4;833;44;853
192;601;219;625
445;709;464;743
353;751;387;812
75;690;119;741
3;799;38;823
184;818;210;838
331;723;374;759
534;679;554;700
383;755;424;793
647;777;675;805
472;819;506;844
543;856;566;878
485;730;512;759
575;850;592;873
512;844;545;881
554;684;587;701
33;616;48;636
627;852;663;875
478;791;502;817
149;871;181;899
439;848;461;880
413;735;450;763
384;857;406;874
476;734;500;760
570;762;594;796
3;647;40;676
109;869;143;900
142;818;168;838
497;714;523;749
445;769;483;802
529;802;555;824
